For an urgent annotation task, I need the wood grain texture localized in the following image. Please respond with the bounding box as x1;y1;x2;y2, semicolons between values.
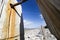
3;0;16;40
37;0;60;40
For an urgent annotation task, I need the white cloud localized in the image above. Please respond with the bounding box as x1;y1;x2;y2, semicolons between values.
24;20;33;26
40;14;43;19
24;20;34;28
40;14;46;26
23;20;40;28
23;19;46;28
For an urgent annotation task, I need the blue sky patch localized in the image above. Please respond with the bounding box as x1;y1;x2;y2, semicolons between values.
17;0;46;28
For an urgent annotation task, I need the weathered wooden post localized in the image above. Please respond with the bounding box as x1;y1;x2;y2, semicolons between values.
36;0;60;40
10;0;27;40
0;0;27;40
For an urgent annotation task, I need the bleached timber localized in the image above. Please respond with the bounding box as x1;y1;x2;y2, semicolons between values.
0;0;22;40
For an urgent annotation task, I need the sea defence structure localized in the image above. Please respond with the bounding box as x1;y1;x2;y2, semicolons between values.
37;0;60;40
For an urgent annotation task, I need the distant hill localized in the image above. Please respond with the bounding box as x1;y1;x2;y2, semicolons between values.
24;28;40;30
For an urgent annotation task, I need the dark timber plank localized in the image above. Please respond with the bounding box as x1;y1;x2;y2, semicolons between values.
36;0;60;40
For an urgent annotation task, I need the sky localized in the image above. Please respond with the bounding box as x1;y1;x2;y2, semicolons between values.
17;0;46;28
